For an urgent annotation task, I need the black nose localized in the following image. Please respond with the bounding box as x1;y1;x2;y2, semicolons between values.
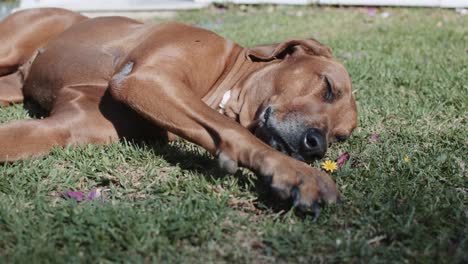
302;128;327;158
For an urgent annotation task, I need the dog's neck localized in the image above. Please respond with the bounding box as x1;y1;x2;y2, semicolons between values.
203;47;248;110
203;48;274;128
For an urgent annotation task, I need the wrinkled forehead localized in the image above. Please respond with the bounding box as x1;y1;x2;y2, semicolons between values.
285;56;352;91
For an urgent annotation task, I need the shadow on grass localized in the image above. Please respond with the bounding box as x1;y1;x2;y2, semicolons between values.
139;139;299;215
20;92;308;217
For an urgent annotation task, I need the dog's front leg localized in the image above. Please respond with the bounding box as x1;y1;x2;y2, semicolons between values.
109;63;340;213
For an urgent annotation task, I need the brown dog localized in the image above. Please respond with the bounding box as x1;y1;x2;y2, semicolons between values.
0;8;357;214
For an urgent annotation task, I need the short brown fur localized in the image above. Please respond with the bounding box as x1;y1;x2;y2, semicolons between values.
0;8;357;213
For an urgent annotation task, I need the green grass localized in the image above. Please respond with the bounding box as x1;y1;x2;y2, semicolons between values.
1;5;467;263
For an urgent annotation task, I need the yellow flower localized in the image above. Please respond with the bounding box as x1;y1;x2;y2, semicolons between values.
403;155;410;163
322;160;338;173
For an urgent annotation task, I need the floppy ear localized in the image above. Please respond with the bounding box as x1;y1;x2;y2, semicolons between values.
246;38;333;62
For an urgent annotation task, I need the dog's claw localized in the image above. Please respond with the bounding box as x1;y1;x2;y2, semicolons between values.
291;186;322;220
312;202;321;222
291;186;300;207
336;196;344;205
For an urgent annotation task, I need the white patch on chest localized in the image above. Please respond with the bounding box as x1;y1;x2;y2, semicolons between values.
218;90;231;113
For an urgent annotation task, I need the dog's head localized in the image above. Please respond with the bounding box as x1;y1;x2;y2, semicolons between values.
239;39;357;162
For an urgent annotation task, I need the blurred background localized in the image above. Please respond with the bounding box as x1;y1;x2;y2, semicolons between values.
1;0;467;19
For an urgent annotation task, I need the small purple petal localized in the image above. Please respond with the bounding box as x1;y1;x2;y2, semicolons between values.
216;7;227;13
336;152;350;167
87;188;102;200
369;133;379;143
367;8;378;16
62;191;86;202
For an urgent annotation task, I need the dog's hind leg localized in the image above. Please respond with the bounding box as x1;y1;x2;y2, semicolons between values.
0;50;43;106
0;8;87;76
0;72;23;106
0;9;87;106
0;85;120;162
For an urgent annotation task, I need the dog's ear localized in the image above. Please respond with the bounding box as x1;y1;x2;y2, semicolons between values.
246;38;332;62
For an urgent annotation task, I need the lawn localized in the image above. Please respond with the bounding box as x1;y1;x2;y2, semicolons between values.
0;5;467;263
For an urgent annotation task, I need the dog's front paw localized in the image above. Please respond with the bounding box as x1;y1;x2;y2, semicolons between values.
262;155;341;218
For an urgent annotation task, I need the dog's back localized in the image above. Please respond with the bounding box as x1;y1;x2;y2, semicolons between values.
22;16;144;110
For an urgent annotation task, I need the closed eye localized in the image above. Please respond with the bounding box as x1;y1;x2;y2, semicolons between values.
323;75;334;102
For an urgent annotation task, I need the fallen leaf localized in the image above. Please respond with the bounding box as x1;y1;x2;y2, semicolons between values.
62;191;86;202
87;188;102;200
455;8;467;15
369;133;379;143
381;12;391;18
367;235;386;246
366;8;377;16
62;188;103;202
336;152;350;167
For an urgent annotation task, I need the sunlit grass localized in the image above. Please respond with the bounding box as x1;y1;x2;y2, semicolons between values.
0;5;466;262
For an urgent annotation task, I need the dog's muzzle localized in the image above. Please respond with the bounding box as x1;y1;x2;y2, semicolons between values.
255;106;327;162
